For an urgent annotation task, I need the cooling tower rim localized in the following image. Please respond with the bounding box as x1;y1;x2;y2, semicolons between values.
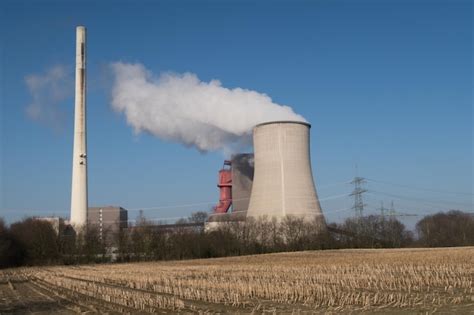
254;120;311;129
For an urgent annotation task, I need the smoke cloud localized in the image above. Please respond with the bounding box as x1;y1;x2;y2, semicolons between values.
110;62;306;153
25;65;73;130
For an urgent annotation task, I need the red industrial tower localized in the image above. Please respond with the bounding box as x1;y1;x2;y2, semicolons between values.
213;160;232;213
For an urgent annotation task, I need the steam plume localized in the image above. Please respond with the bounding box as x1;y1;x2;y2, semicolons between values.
25;65;73;130
110;62;306;153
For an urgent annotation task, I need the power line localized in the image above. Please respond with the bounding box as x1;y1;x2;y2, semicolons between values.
364;200;471;217
350;176;367;218
90;206;356;224
316;180;353;189
364;195;448;214
368;190;472;208
366;178;473;196
390;200;396;217
1;192;352;214
378;201;386;220
351;199;474;218
381;210;474;217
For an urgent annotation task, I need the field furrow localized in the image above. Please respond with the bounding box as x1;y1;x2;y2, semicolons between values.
1;247;473;314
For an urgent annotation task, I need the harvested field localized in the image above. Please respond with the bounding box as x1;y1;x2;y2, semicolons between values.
1;247;473;314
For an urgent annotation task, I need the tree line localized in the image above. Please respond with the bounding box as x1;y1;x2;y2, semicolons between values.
1;210;473;268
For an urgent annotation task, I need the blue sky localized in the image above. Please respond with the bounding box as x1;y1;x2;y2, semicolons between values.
0;0;472;227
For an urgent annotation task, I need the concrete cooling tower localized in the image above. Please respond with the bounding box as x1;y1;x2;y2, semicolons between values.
246;121;325;226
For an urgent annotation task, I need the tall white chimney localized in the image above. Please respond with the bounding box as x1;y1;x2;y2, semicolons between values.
70;26;88;227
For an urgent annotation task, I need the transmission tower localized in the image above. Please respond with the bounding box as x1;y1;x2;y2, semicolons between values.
389;200;396;219
350;176;367;218
379;201;386;220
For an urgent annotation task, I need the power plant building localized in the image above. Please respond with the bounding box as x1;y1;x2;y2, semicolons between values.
211;154;254;221
66;26;324;235
246;121;325;228
88;206;128;244
231;154;254;215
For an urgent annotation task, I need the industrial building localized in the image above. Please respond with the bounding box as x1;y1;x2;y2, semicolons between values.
231;154;254;215
88;206;128;244
210;121;326;232
210;153;254;222
67;26;325;237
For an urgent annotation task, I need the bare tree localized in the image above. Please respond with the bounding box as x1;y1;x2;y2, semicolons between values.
0;218;24;268
9;218;59;265
188;211;209;223
416;210;474;247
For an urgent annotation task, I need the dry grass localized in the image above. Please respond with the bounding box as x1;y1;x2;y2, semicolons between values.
1;247;473;313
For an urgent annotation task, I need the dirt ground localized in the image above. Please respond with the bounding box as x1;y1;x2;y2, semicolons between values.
2;278;472;314
1;248;473;314
0;278;127;314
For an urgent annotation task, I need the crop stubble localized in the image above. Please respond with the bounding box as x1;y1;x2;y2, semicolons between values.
0;247;473;313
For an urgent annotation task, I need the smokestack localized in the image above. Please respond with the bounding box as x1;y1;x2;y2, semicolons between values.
246;121;325;229
70;26;88;227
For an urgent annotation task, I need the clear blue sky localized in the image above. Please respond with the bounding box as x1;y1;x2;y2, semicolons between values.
0;0;472;226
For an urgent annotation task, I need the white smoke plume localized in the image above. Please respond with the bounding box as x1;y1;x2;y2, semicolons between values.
110;62;306;153
25;65;73;130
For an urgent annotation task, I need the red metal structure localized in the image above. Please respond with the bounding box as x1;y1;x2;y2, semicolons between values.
213;160;232;214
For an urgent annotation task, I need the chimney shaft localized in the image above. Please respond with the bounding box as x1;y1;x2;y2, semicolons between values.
70;26;88;226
